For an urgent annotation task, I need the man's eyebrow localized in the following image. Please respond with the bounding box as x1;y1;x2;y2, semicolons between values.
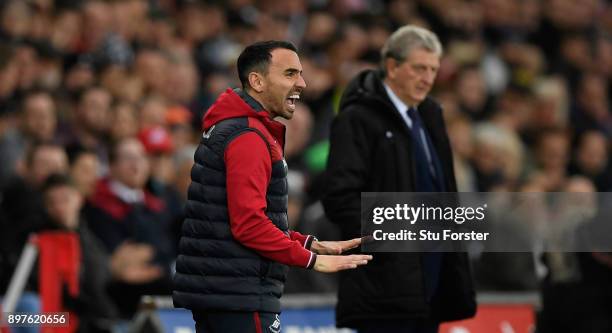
284;68;302;74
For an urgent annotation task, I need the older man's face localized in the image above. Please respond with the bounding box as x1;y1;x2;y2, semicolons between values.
386;48;440;106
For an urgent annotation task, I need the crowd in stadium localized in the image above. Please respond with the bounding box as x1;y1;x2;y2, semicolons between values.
0;0;610;332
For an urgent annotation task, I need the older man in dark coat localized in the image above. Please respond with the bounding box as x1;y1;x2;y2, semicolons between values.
323;25;476;333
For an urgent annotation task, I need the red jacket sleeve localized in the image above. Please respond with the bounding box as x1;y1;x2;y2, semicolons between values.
290;231;316;250
225;132;316;268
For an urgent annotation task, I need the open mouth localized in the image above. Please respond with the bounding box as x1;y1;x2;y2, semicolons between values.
286;93;300;110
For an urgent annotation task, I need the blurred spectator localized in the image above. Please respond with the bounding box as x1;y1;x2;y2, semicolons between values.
50;8;82;53
1;1;32;40
82;0;134;67
67;145;101;198
301;10;338;59
109;101;139;143
171;145;195;203
569;130;612;191
40;174;119;332
530;128;570;191
455;65;492;121
135;48;169;95
65;86;112;170
0;43;19;110
138;125;185;253
447;115;477;192
0;143;68;292
165;105;194;152
539;176;612;333
531;76;569;130
279;102;313;164
138;125;174;187
0;89;58;189
491;86;535;135
62;56;97;100
83;138;174;318
572;72;612;137
164;60;199;107
138;95;167;129
472;123;524;190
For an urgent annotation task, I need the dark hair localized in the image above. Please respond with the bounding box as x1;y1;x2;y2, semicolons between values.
41;173;75;194
65;143;97;166
108;139;124;164
0;43;14;70
237;40;297;89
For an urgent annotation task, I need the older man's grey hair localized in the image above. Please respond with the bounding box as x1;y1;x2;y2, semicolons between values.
380;25;443;76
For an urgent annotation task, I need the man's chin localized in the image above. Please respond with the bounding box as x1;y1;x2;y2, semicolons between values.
415;92;430;102
280;108;294;120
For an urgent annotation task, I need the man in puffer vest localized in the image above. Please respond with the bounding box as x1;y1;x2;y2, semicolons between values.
173;40;372;333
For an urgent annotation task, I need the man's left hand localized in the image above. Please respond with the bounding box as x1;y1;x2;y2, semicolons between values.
311;238;362;255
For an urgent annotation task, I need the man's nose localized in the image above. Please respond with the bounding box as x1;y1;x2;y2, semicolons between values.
296;74;307;89
423;70;436;85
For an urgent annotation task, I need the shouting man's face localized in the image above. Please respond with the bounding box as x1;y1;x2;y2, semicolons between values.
255;48;307;120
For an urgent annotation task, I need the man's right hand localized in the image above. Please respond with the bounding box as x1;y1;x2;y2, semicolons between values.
313;254;372;273
110;242;163;283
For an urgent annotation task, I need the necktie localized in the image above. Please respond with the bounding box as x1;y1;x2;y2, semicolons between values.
407;107;437;179
407;107;443;301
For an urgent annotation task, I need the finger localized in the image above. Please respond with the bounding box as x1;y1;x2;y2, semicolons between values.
338;264;358;271
341;238;362;250
349;255;373;261
125;268;163;283
349;238;362;246
361;235;375;244
131;244;156;260
347;258;369;266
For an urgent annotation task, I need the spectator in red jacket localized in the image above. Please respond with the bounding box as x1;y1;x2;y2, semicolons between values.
83;137;174;318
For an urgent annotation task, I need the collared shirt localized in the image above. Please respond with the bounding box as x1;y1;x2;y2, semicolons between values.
383;83;435;170
384;83;413;129
109;180;145;204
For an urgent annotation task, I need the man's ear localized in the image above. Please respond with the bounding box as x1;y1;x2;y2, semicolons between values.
248;72;265;93
74;190;84;209
385;58;398;80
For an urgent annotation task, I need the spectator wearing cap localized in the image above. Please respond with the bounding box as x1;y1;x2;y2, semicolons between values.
138;125;174;187
165;105;195;153
83;137;174;318
138;125;185;260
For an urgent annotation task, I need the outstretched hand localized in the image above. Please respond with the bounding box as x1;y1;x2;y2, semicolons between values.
313;254;372;273
311;237;362;255
110;242;163;283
